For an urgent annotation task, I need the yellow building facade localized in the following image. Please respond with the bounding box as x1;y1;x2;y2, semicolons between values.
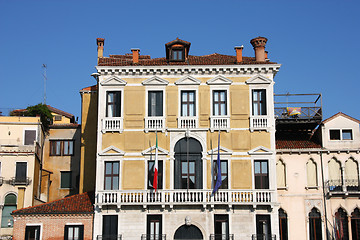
90;37;281;239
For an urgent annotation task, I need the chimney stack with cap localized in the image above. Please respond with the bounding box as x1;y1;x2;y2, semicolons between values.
131;48;140;64
97;38;105;59
250;37;268;62
234;45;244;63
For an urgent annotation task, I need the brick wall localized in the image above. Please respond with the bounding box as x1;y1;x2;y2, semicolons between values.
12;214;93;240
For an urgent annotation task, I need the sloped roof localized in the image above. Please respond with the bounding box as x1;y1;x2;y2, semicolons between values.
98;53;276;66
47;105;74;119
322;112;360;124
80;85;97;92
12;192;94;216
276;139;322;149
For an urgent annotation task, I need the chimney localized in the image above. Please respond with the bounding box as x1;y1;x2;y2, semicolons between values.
250;36;268;62
131;48;140;64
234;45;244;63
96;38;105;59
265;51;268;60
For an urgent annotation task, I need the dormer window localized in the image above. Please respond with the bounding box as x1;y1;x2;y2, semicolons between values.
171;49;184;61
165;38;191;62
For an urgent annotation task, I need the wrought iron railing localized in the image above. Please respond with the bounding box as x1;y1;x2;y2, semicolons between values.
96;235;122;240
10;177;31;186
210;234;234;240
251;234;276;240
141;234;166;240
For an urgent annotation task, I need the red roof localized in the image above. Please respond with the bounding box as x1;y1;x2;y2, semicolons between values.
276;139;322;149
322;112;360;124
12;192;94;215
47;105;74;119
80;84;97;92
98;53;276;66
50;123;80;129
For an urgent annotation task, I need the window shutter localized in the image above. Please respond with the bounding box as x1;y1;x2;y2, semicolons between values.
24;130;36;145
64;226;69;240
195;156;203;189
156;91;163;116
174;156;181;189
16;162;27;181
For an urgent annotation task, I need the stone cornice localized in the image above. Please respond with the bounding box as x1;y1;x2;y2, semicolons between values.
96;64;281;76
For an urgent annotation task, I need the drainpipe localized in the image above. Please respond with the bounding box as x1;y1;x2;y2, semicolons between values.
320;150;330;240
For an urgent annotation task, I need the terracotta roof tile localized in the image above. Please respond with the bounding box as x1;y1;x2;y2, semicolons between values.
276;139;322;149
98;53;276;66
12;192;94;215
80;85;97;92
50;123;80;129
47;105;74;119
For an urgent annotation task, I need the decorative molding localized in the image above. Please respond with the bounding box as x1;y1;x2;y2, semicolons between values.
207;146;233;155
142;146;169;156
100;76;127;86
248;146;273;155
142;76;169;86
245;74;272;84
175;75;201;85
99;146;125;156
206;75;232;85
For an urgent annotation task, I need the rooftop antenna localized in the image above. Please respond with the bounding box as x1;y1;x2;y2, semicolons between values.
42;64;47;104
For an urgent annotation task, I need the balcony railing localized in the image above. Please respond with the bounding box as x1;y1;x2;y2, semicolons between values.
210;234;234;240
326;179;360;195
97;189;275;207
96;235;122;240
10;177;31;186
102;118;123;133
178;116;197;129
252;234;276;240
250;116;270;131
141;234;166;240
145;117;165;132
210;116;230;132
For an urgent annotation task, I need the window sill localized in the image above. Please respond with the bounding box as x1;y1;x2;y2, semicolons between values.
277;186;288;191
305;186;319;190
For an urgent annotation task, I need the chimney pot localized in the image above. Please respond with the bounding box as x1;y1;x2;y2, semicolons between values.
131;48;140;64
96;38;105;59
250;36;268;62
234;45;244;63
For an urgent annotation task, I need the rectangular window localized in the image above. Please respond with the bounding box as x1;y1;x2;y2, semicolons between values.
342;130;353;140
330;130;341;140
256;215;272;238
254;160;269;189
15;162;27;183
54;115;62;121
64;225;84;240
148;91;163;117
24;130;36;145
102;215;118;238
213;90;227;116
172;49;184;61
50;140;74;156
252;89;267;115
25;226;41;240
148;161;163;190
214;215;229;239
61;171;72;189
104;162;119;190
181;91;195;117
213;160;228;189
147;215;162;239
106;91;121;117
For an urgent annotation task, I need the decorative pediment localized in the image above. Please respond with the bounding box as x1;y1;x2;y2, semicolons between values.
248;146;273;155
245;74;272;85
142;76;169;86
207;146;233;155
100;76;127;86
206;75;232;85
99;146;125;156
142;146;169;156
175;76;201;85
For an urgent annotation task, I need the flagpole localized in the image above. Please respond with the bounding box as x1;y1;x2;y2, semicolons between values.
186;128;189;194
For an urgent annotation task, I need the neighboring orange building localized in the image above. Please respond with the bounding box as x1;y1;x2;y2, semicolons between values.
12;192;94;240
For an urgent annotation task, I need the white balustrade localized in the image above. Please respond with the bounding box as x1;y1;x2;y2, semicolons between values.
250;116;269;130
178;116;197;129
145;117;165;132
102;117;123;132
210;116;230;131
97;189;274;206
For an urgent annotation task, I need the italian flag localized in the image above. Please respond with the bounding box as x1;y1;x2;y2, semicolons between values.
153;131;159;192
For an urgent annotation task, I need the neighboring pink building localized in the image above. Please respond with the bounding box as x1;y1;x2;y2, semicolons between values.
12;192;94;240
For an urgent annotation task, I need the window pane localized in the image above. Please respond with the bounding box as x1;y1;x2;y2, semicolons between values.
105;163;112;174
64;141;69;155
342;130;353;140
24;130;36;145
16;162;27;181
262;162;268;173
330;130;341;140
220;103;226;115
182;162;188;174
105;177;111;190
254;162;261;174
113;162;119;174
182;104;188;117
56;141;61;155
61;171;71;188
189;162;195;173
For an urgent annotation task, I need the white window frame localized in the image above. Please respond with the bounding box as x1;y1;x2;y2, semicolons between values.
177;86;199;129
305;158;319;190
23;127;38;145
25;223;43;240
105;89;123;118
210;86;230;132
329;128;353;141
145;86;166;132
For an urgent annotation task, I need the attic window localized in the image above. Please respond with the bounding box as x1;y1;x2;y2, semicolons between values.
171;48;184;61
54;115;62;121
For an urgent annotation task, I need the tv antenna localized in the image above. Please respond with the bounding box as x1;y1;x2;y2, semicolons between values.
42;64;47;104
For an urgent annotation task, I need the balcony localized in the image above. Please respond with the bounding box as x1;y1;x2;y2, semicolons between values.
96;189;275;208
210;234;234;240
96;235;122;240
178;116;197;129
145;117;165;132
102;118;123;133
252;234;276;240
10;177;31;186
325;179;360;196
250;116;270;132
210;116;230;132
141;234;166;240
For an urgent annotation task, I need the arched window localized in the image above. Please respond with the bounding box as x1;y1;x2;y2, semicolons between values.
276;160;286;188
1;194;17;228
278;208;288;240
309;208;322;240
328;158;342;191
174;224;203;239
307;159;318;187
174;138;203;189
345;158;359;191
335;208;349;239
351;208;360;240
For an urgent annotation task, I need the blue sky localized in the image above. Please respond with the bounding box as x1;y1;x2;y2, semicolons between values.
1;0;359;121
